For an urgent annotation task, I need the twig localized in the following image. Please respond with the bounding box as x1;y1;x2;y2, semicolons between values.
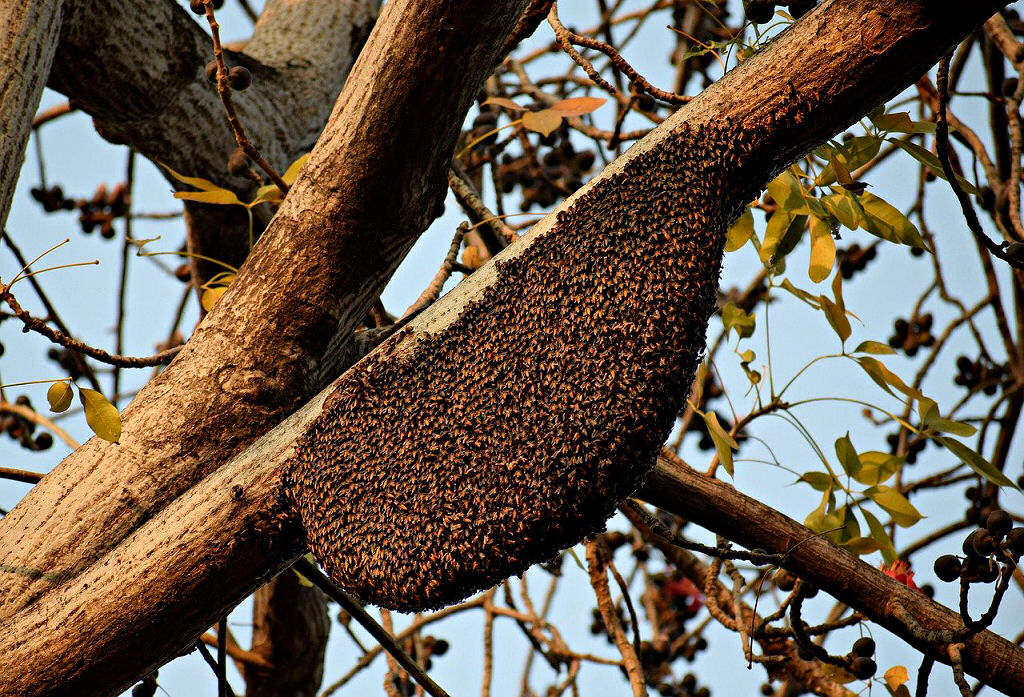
0;401;81;449
31;102;75;129
199;1;289;194
2;291;181;368
293;557;453;697
198;632;272;670
194;640;237;697
217;616;228;697
0;467;43;484
113;149;136;400
549;3;689;105
948;644;973;697
403;224;469;319
585;540;646;697
448;165;518;244
1;232;103;391
916;654;934;697
935;54;1024;268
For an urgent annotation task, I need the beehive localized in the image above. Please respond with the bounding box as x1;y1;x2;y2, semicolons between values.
285;120;764;611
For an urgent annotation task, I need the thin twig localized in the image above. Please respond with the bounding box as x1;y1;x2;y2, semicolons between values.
936;54;1024;268
0;401;81;449
293;557;453;697
585;540;646;697
2;291;181;368
200;1;289;193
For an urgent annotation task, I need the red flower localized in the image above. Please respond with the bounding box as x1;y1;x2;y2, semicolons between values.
880;559;921;592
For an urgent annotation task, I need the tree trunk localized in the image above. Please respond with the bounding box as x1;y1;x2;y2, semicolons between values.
1;1;1020;696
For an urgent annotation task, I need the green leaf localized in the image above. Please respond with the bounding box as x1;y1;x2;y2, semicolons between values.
767;170;806;214
760;209;791;264
79;388;122;444
871;111;937;135
840;536;879;555
808;215;836;283
888;139;979;195
862;508;896;563
834;433;861;478
820;295;850;344
821;189;867;231
725;208;753;252
920;403;976;436
721;302;755;340
738;349;761;384
201;286;229;312
934;436;1016;488
815;136;881;186
250;184;284;206
866;485;923;527
856;356;923;404
805;490;842;536
47;381;73;413
852;451;903;486
703;411;738;476
173;190;242;206
690;362;707;405
779;278;821;309
853;340;896;355
521;109;562;136
797;471;835;492
859;193;927;248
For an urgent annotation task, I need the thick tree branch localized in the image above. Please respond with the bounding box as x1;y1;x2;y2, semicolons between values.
0;1;1017;695
47;0;378;281
0;0;531;670
0;0;64;230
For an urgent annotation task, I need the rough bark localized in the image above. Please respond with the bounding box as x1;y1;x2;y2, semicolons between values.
2;2;1018;696
47;0;378;282
0;0;64;231
0;0;529;623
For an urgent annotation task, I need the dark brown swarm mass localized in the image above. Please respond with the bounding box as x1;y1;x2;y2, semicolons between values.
285;121;764;611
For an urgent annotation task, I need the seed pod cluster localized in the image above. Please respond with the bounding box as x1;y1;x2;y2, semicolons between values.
285;121;765;611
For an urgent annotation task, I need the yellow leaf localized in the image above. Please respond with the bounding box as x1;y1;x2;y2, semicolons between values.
47;381;73;413
79;388;122;444
481;97;524;111
282;153;309;185
549;97;606;117
884;666;909;691
174;190;242;206
201;286;229;312
159;163;224;192
521;109;563;136
703;411;738;476
250;184;284;206
808;215;835;283
461;245;483;271
725;208;753;252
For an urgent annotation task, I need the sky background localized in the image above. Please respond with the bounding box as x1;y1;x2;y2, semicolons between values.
2;1;1023;696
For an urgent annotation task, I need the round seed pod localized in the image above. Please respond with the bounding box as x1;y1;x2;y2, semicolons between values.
285;123;767;611
228;66;253;91
933;554;962;582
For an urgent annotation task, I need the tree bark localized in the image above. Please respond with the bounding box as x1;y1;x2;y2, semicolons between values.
0;0;64;230
0;0;529;622
1;1;1019;695
47;0;378;283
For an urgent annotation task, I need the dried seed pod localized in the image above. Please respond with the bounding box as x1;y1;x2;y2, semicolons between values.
285;122;765;611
